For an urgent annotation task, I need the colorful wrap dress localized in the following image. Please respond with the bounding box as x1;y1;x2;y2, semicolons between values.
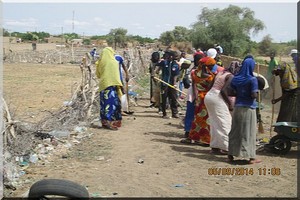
188;69;214;144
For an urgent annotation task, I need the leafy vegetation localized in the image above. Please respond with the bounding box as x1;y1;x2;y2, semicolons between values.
3;31;50;42
160;5;265;57
127;35;155;45
159;26;191;46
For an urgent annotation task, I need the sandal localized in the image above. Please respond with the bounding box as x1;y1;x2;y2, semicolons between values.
210;149;228;155
219;150;228;155
194;141;210;147
124;111;134;115
209;148;220;154
227;155;234;163
103;125;118;131
180;138;192;144
248;159;262;164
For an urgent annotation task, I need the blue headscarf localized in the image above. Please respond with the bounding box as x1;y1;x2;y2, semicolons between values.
242;55;254;64
231;57;256;86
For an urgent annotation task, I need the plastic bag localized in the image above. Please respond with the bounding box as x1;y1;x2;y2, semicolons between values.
121;94;129;112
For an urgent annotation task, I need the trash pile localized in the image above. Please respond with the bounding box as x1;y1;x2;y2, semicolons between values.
3;124;93;195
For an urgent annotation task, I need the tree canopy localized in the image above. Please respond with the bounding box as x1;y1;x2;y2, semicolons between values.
159;26;191;46
107;28;128;48
159;5;265;57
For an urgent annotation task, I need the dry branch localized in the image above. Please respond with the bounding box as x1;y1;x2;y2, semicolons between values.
2;98;16;139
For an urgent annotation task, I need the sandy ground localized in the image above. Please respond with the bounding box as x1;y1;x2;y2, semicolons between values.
3;63;298;198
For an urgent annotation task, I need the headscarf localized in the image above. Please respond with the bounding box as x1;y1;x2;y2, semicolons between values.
205;57;216;66
226;61;241;75
242;55;254;64
199;56;209;64
278;62;298;91
231;57;255;86
96;47;123;92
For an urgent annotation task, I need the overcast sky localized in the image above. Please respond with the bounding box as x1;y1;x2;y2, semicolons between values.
2;0;298;43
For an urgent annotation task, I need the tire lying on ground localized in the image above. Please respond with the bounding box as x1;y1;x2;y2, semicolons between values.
268;134;292;155
28;179;89;199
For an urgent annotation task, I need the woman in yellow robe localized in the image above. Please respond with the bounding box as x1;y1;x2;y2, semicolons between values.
96;47;123;130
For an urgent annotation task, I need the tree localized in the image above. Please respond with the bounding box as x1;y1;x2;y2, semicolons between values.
63;33;80;44
108;28;128;48
258;34;274;56
128;35;155;45
3;28;10;37
21;32;39;41
83;38;91;45
90;35;108;40
191;5;265;56
159;26;191;46
286;39;297;47
172;26;191;42
189;25;212;51
159;31;175;46
33;31;50;42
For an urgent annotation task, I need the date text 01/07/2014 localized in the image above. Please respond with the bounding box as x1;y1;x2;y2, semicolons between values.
207;167;281;176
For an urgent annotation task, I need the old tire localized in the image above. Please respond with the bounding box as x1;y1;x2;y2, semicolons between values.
269;135;292;155
28;179;89;199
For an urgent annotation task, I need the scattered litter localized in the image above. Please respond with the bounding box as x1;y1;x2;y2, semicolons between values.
74;126;87;133
96;156;105;161
138;159;144;164
91;193;101;197
174;184;184;188
19;161;29;167
49;130;70;138
63;142;72;148
63;101;73;106
18;171;26;176
29;154;38;163
72;139;81;145
90;118;102;128
260;137;269;143
15;156;23;163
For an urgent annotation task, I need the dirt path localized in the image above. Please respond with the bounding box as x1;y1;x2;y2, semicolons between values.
8;99;298;198
4;63;298;198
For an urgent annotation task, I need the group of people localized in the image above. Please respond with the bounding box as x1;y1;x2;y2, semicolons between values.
148;46;298;165
93;46;298;165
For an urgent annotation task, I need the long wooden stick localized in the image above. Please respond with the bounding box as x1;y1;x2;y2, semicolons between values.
257;63;264;134
270;75;275;137
153;76;187;96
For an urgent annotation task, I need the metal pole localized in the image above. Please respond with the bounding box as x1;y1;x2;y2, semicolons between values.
72;10;75;33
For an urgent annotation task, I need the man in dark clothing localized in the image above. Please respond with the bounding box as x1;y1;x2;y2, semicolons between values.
155;51;180;118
